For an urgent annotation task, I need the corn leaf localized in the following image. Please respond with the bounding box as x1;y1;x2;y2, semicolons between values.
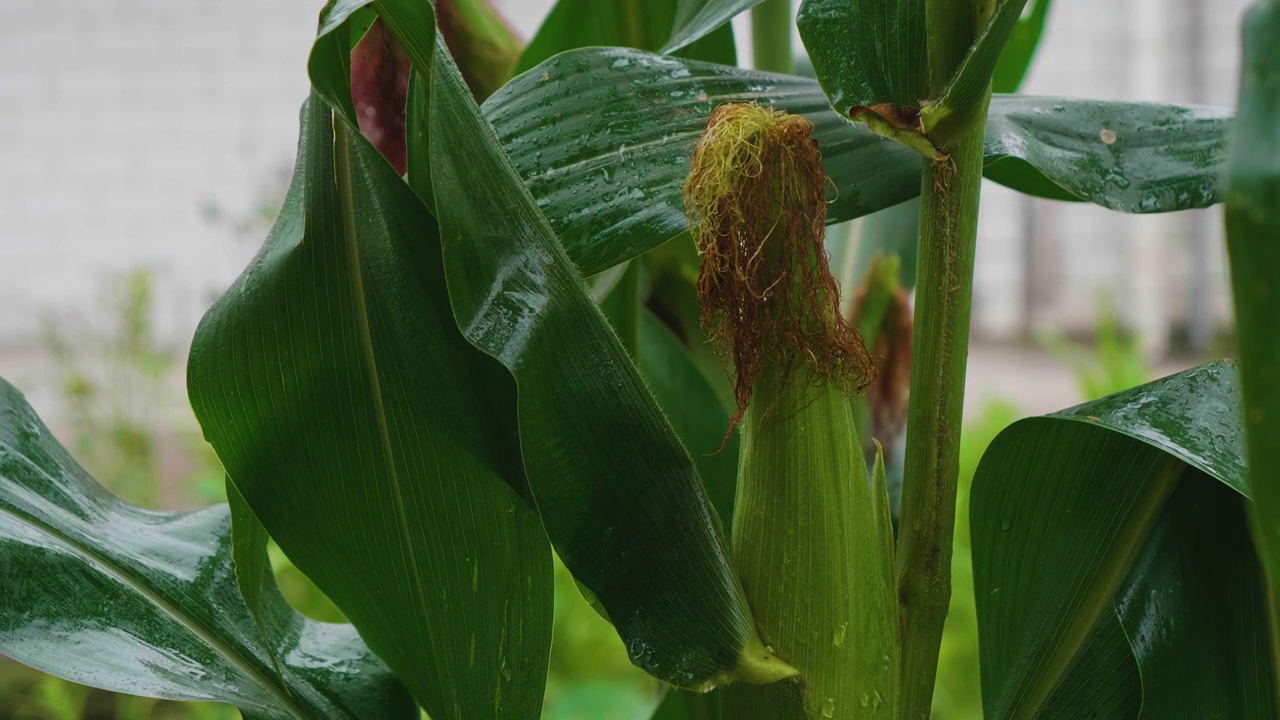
187;92;554;719
0;380;416;719
972;362;1275;718
483;49;1231;276
796;0;927;111
416;26;789;689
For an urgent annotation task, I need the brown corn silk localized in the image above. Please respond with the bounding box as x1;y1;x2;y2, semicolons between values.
684;104;874;433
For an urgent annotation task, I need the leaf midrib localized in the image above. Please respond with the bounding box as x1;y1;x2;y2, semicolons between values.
331;121;438;683
0;455;313;719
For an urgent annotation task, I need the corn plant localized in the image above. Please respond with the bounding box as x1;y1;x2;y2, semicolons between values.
1;0;1277;718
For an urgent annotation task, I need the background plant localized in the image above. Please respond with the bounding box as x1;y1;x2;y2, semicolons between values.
0;0;1276;719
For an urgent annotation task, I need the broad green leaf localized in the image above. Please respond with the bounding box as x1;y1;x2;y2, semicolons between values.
516;0;735;75
1034;612;1140;719
226;478;276;677
983;97;1230;212
796;0;926;111
991;0;1052;94
922;0;1031;139
482;49;1232;275
973;362;1275;718
411;17;792;688
664;0;763;54
0;379;416;719
1225;0;1280;665
638;309;739;529
187;94;553;718
973;417;1180;718
1115;473;1274;718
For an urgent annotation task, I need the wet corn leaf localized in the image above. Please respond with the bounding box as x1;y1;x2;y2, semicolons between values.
1225;0;1280;663
483;49;1231;276
795;0;926;111
415;24;791;689
0;379;416;719
973;361;1275;718
187;92;553;719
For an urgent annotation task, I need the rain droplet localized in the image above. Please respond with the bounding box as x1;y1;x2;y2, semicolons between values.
821;698;836;718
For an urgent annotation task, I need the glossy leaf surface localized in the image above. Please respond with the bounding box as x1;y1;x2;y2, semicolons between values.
410;19;789;688
0;379;415;719
796;0;926;111
973;362;1274;718
1115;473;1274;719
187;94;553;719
483;49;1232;275
1225;0;1280;659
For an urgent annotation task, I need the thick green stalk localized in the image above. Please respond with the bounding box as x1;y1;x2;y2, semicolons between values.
723;365;898;720
752;0;793;74
893;1;994;714
894;118;987;720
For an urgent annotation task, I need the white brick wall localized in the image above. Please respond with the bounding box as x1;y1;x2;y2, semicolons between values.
0;0;1255;358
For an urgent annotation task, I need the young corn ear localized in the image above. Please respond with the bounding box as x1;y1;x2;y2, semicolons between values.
685;103;900;719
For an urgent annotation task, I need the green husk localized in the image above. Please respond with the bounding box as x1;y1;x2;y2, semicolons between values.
686;103;898;719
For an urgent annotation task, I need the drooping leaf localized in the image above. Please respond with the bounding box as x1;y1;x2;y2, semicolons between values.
0;379;416;719
416;22;793;689
187;94;554;719
516;0;735;75
1225;0;1280;664
991;0;1052;94
795;0;927;112
1115;473;1274;719
922;0;1031;139
973;361;1275;718
482;49;1232;275
973;416;1180;718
